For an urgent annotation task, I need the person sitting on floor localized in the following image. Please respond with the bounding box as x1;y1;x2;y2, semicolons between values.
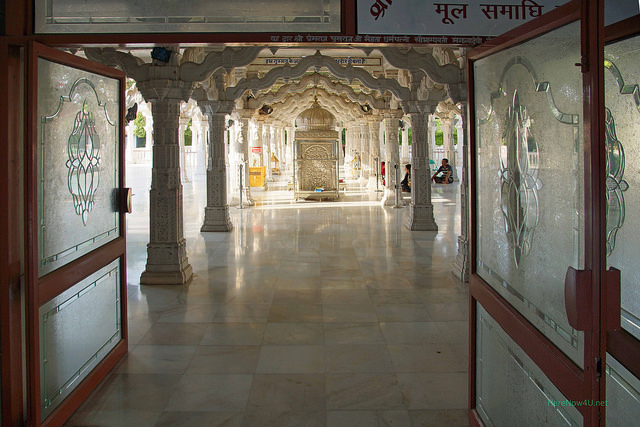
401;164;411;192
432;158;453;184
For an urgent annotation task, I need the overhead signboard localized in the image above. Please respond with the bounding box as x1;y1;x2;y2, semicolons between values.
358;0;570;36
254;57;382;66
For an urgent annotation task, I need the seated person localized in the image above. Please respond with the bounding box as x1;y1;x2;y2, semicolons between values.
432;158;453;184
401;164;411;192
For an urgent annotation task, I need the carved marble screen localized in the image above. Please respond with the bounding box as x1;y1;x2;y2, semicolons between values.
34;0;340;33
474;21;585;366
37;58;120;277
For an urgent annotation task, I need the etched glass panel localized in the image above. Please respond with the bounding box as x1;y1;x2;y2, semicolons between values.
37;58;120;277
474;22;584;365
476;305;582;426
604;34;640;341
39;259;121;421
34;0;340;34
606;354;640;425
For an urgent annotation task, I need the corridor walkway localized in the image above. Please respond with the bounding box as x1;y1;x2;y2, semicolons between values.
66;165;470;427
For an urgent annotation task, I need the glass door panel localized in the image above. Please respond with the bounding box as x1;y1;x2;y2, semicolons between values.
476;306;582;426
604;28;640;427
29;43;127;425
603;33;640;341
37;57;121;277
474;21;584;366
606;354;640;424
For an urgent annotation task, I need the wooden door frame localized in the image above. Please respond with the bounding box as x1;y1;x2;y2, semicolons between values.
0;38;26;427
24;42;128;427
466;1;606;425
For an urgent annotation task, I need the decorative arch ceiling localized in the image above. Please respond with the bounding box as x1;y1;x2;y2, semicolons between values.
266;88;367;124
247;72;387;110
84;45;465;121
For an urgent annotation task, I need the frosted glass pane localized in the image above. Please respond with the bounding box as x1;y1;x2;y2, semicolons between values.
34;0;340;33
606;354;640;425
474;22;584;366
476;305;582;426
604;34;640;341
37;58;120;277
39;259;121;421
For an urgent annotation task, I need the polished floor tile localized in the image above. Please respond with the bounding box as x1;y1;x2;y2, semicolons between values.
326;410;412;427
164;374;254;411
325;373;405;410
66;170;470;426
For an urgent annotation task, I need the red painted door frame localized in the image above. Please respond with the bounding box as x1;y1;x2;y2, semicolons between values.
466;1;608;426
23;43;129;427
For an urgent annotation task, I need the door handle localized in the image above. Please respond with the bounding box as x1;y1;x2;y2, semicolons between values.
564;267;592;331
121;187;133;214
564;267;621;332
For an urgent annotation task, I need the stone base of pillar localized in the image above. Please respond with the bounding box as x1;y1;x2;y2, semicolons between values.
243;195;255;206
453;236;470;282
201;206;233;232
141;241;193;285
367;176;381;192
381;188;396;206
406;204;438;231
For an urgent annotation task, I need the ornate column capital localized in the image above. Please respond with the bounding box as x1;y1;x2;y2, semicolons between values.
197;100;235;117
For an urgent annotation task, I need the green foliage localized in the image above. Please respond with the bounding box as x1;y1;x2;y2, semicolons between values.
184;118;192;146
434;117;458;146
133;112;146;138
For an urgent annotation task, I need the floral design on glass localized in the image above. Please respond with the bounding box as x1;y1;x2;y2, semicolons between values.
604;57;638;256
500;90;541;268
66;100;101;225
604;107;628;256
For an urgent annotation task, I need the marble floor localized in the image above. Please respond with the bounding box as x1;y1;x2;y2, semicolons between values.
66;166;470;427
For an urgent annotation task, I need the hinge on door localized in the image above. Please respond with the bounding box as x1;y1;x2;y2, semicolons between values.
595;357;602;380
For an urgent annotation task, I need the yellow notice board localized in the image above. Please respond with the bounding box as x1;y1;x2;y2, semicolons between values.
249;166;265;187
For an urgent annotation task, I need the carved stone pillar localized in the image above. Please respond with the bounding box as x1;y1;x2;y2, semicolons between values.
199;101;234;232
407;112;438;231
255;120;264;169
453;107;470;282
238;116;255;205
286;127;295;175
429;115;438;163
194;118;207;176
265;124;273;182
178;116;190;183
139;86;193;285
354;126;361;181
360;124;370;183
367;118;381;190
381;113;401;206
442;115;458;181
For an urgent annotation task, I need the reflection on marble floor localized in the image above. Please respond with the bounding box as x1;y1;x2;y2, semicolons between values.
66;166;469;427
